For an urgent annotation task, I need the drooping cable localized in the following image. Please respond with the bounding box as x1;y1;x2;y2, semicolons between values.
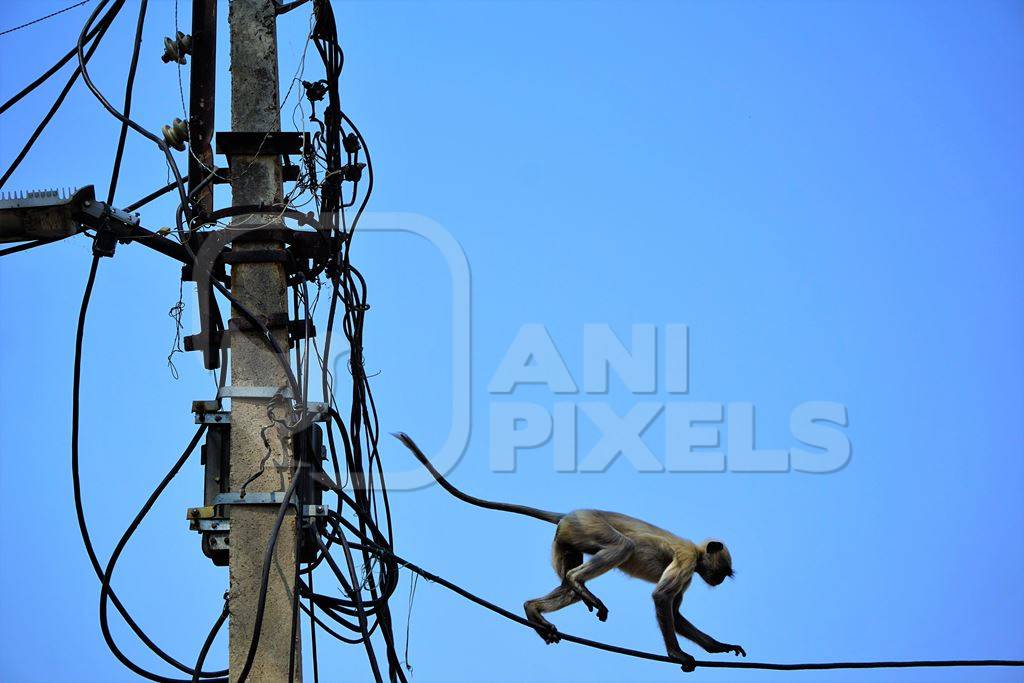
349;541;1024;673
0;238;61;257
106;0;148;204
0;0;121;189
0;11;106;115
0;0;91;38
71;254;228;681
192;601;229;683
96;424;230;683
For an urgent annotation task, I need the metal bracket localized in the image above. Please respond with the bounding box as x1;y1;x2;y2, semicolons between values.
187;505;218;520
217;385;294;401
190;508;323;534
223;249;291;265
195;410;230;425
210;493;326;516
193;402;328;425
214;491;296;506
215;131;307;156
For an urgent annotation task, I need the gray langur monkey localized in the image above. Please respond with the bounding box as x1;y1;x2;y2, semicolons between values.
393;433;746;672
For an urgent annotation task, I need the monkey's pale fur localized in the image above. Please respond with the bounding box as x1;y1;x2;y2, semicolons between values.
394;433;746;672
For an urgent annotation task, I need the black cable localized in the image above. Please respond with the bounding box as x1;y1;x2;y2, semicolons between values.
192;601;229;683
0;0;91;38
106;0;147;204
352;542;1024;673
77;0;160;152
71;254;228;680
97;424;228;683
0;0;120;189
315;524;385;683
124;179;187;212
307;570;321;683
0;238;60;257
0;12;106;115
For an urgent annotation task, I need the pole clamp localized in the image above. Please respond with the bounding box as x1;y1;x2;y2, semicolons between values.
217;385;294;400
214;491;296;506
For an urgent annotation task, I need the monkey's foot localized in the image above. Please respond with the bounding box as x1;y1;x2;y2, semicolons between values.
574;590;609;622
531;622;561;645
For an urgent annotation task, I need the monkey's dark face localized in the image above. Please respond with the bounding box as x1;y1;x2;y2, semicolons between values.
698;540;734;587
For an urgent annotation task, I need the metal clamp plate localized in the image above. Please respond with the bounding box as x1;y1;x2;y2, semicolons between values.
195;411;231;425
217;386;294;400
193;402;328;425
213;491;297;506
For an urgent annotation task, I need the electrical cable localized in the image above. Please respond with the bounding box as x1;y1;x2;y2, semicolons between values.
71;254;228;680
0;0;91;38
97;424;230;683
351;542;1024;673
124;178;191;213
0;12;106;115
0;0;120;189
192;601;229;683
308;571;321;683
0;238;61;257
106;0;147;204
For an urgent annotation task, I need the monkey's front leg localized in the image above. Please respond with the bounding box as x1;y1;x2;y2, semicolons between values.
653;577;696;672
674;610;746;658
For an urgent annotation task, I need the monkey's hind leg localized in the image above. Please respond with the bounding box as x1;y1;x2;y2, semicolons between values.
564;534;635;622
524;584;580;645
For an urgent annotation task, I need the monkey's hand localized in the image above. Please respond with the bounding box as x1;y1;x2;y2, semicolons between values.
708;642;746;657
669;649;697;673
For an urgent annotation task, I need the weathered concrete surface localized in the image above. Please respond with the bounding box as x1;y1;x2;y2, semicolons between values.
227;0;300;680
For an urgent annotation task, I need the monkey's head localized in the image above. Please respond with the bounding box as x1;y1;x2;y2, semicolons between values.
696;540;734;587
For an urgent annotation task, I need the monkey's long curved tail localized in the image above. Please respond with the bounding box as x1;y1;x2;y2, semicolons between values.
393;432;565;524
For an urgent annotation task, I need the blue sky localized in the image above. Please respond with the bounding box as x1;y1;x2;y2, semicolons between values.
1;1;1022;682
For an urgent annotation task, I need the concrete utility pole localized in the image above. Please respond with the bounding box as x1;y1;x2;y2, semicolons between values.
227;0;300;680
